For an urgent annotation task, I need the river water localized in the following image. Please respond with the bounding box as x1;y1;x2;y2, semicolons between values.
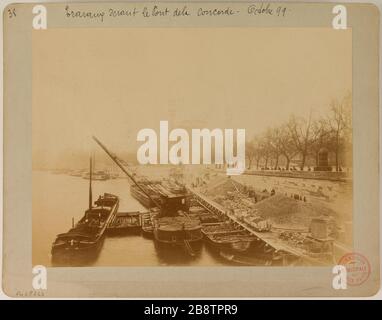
32;170;229;267
32;169;352;267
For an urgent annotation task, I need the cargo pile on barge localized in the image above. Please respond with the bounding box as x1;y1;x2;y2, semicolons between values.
107;211;141;234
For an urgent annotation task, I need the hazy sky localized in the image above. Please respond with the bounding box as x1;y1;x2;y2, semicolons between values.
32;28;351;165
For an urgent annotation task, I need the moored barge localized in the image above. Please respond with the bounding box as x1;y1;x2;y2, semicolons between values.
107;211;142;235
51;193;119;257
202;222;255;252
51;157;119;259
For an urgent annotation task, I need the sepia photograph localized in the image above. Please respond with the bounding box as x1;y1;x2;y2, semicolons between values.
2;1;380;299
31;27;353;267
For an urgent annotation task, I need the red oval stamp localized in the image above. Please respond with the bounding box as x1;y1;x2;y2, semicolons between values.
338;252;371;286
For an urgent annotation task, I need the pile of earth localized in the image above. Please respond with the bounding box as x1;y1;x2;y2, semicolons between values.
204;177;245;196
253;194;337;227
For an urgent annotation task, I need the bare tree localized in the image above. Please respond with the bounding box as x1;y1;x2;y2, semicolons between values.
247;92;352;173
287;112;313;170
310;118;332;166
278;124;298;170
268;127;283;169
245;140;256;169
252;137;263;170
259;133;272;169
328;93;352;171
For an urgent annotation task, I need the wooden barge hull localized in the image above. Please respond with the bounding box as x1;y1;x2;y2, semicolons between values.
107;211;142;235
154;227;203;245
51;235;105;258
203;235;254;251
51;193;119;258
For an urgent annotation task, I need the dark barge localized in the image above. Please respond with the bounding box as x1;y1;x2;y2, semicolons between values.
51;193;119;257
51;157;119;260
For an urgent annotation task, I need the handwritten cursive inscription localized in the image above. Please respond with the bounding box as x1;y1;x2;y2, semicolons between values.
64;4;289;23
65;5;105;22
247;3;287;17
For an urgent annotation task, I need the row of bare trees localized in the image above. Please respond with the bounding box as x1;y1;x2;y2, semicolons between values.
246;93;352;172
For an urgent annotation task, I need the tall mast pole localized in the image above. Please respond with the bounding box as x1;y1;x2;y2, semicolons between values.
89;156;93;210
92;136;161;208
